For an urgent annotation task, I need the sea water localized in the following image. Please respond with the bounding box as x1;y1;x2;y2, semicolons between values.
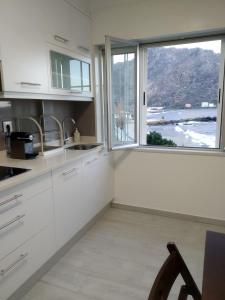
146;108;218;148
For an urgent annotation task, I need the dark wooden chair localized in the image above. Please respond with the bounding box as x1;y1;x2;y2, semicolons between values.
148;243;202;300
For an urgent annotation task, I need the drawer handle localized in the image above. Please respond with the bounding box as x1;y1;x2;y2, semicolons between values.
0;253;28;276
70;89;81;94
85;158;98;166
62;168;79;176
0;214;25;232
54;35;69;44
0;194;23;208
20;82;42;86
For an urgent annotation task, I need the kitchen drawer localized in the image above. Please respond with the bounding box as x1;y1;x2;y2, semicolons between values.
0;188;53;261
82;153;100;168
0;172;52;210
0;225;54;300
52;159;82;180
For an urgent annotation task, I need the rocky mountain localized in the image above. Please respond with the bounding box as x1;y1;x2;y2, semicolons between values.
147;47;220;108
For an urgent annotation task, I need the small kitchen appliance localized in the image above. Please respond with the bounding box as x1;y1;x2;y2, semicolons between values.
6;132;38;159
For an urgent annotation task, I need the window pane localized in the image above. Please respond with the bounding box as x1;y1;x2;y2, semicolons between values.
82;62;91;91
111;50;137;147
145;40;221;148
70;59;82;91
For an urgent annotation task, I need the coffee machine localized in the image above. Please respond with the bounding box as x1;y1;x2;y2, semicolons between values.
6;132;38;159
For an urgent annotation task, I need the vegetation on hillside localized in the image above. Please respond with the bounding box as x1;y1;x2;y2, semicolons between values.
146;131;177;146
147;47;219;108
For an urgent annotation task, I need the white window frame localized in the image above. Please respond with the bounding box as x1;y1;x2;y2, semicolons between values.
104;33;225;153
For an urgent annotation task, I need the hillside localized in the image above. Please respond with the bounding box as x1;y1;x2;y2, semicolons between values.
147;47;220;108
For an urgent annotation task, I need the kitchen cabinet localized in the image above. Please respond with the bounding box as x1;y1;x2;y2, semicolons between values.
53;151;114;250
0;225;54;300
0;0;92;98
0;0;49;94
82;151;114;218
52;159;85;250
44;0;91;55
0;150;114;300
49;49;92;97
0;172;54;300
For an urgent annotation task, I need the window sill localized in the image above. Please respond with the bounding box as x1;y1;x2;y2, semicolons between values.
132;146;225;157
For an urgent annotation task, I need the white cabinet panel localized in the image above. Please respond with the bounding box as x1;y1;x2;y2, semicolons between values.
52;160;85;249
43;0;91;54
0;225;54;300
0;0;49;94
0;188;53;261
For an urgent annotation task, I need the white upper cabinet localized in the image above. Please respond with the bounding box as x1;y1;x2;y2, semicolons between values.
44;0;91;55
0;0;92;98
0;0;49;94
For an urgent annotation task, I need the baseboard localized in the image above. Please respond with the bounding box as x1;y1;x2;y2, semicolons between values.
111;203;225;227
8;202;111;300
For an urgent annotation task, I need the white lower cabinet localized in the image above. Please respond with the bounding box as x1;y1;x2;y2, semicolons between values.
82;152;114;217
53;152;114;250
0;225;54;300
0;173;54;300
52;159;85;250
0;151;114;300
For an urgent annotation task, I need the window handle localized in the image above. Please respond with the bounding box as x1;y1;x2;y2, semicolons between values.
218;88;221;104
143;91;146;106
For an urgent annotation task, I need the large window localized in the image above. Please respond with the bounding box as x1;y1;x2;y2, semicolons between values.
145;40;222;149
105;36;225;151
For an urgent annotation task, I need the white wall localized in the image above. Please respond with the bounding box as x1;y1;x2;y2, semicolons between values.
114;150;225;221
91;0;225;44
91;0;225;220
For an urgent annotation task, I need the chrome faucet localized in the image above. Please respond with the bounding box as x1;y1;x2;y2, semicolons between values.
39;115;64;147
18;117;44;155
62;117;76;144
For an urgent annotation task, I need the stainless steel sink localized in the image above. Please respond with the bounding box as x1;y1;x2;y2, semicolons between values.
66;144;101;150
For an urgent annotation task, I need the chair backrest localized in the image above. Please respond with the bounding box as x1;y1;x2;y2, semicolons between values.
148;243;202;300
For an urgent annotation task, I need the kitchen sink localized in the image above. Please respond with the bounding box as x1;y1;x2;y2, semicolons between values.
66;143;102;150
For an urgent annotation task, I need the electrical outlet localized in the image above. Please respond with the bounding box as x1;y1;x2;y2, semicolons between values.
2;121;13;133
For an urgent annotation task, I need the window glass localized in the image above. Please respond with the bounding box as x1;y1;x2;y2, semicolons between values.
82;62;91;91
70;59;82;91
111;50;137;147
145;40;222;148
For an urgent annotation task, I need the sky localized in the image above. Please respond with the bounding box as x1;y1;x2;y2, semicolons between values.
165;40;221;54
112;40;222;64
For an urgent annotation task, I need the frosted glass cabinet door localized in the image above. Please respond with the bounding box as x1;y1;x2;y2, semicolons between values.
50;50;91;93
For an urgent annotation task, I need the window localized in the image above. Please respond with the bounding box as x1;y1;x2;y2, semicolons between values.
105;37;139;150
105;36;225;151
145;40;222;149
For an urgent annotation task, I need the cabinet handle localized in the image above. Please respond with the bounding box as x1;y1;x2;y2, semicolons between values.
0;194;23;208
62;168;79;176
54;35;69;44
0;253;28;276
85;158;98;166
20;82;42;86
77;46;90;53
0;214;25;232
70;89;81;94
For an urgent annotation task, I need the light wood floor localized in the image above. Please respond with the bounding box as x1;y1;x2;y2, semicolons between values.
22;208;225;300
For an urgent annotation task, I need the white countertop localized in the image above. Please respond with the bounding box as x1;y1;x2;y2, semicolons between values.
0;145;104;193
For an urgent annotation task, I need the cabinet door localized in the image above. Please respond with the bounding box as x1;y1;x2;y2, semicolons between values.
50;50;91;93
0;0;49;94
43;0;91;55
99;152;114;207
0;225;54;300
52;160;84;250
83;152;114;215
